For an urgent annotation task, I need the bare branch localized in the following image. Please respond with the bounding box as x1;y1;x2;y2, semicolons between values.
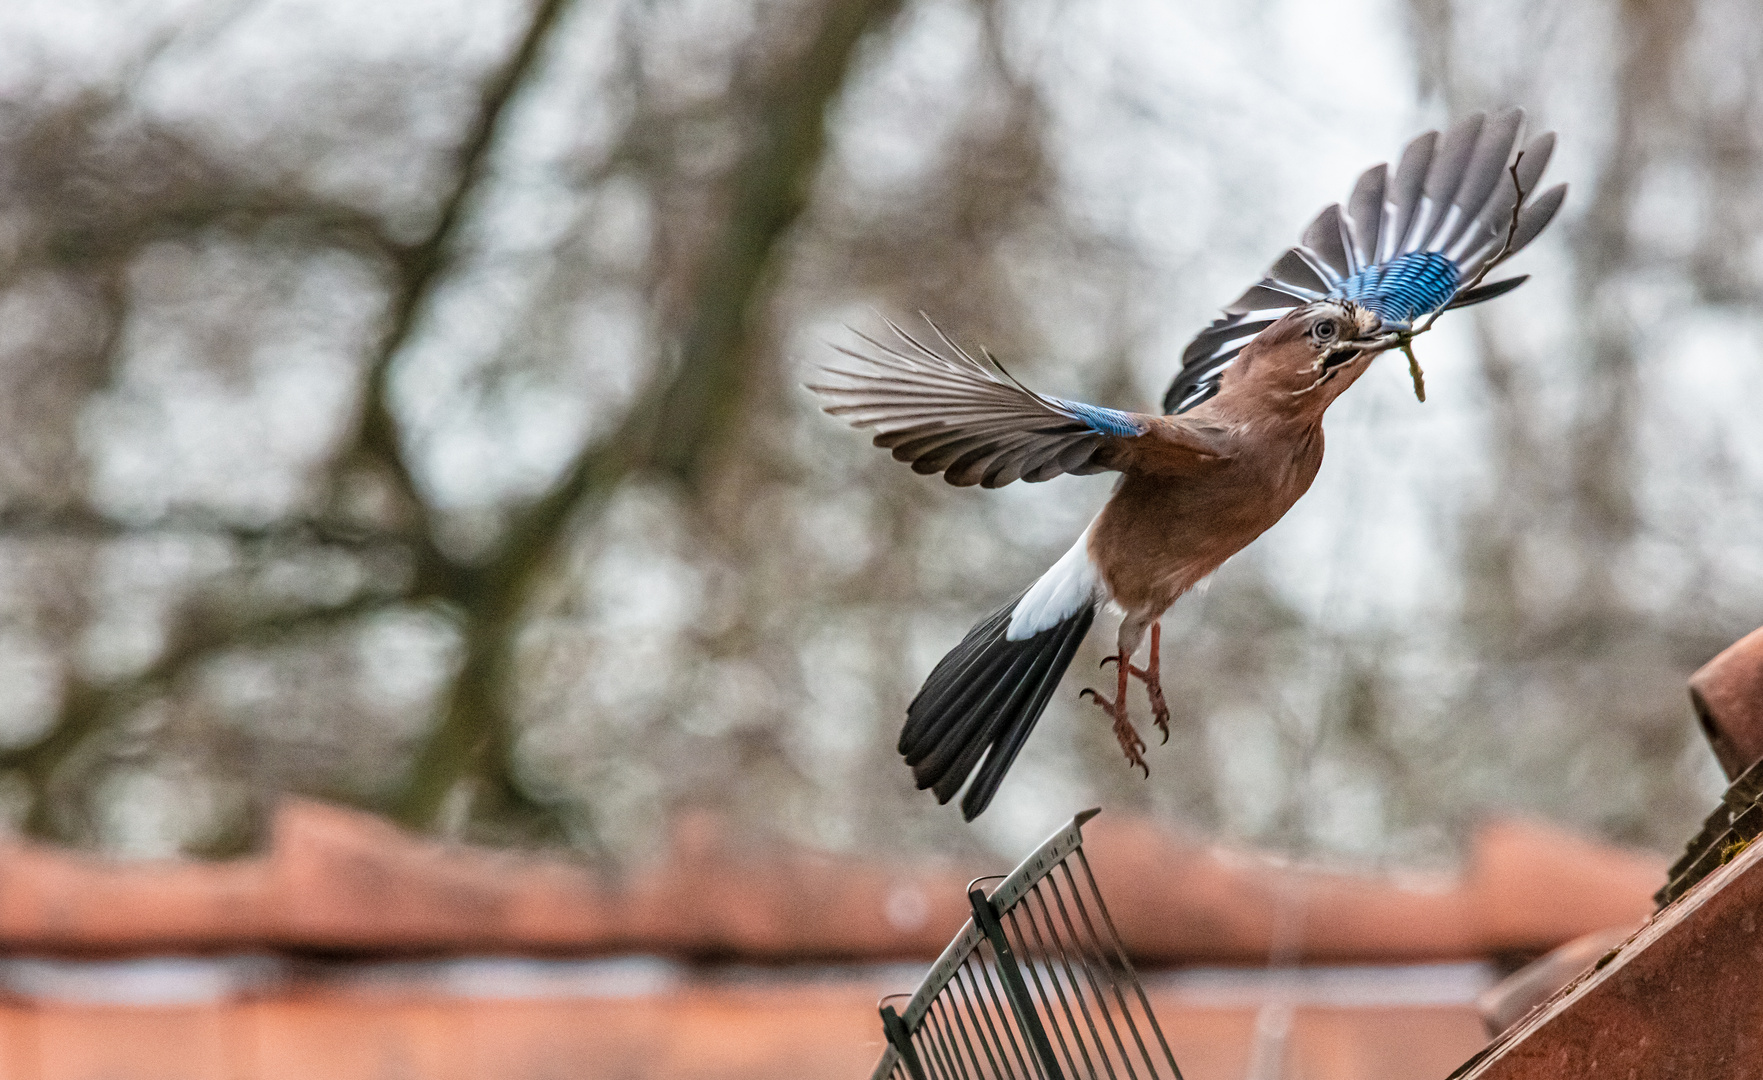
0;1;575;835
0;505;417;553
1410;153;1529;342
390;0;907;830
5;591;415;840
1387;153;1531;401
346;0;576;540
647;0;905;487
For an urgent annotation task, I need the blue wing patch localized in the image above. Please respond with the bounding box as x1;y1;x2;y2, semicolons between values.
1054;399;1148;438
1169;113;1565;415
1335;250;1460;328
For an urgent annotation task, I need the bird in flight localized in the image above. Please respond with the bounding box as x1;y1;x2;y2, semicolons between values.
810;108;1566;820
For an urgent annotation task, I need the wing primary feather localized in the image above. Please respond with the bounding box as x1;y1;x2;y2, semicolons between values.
813;319;1156;486
978;346;1041;400
1015;439;1084;484
1385;130;1439;260
1439;107;1525;254
1346;164;1386;270
916;312;987;369
945;438;1033;487
1301;204;1353;280
1457;182;1566;276
1457;132;1553;270
1267;249;1332;294
1415;111;1487;252
912;436;1010;479
843;327;953;376
1054;438;1105;475
1169;117;1563;418
1444;275;1528;309
1224;285;1311;314
882;420;1059;460
1293;246;1344;287
1516;132;1556;190
1509;183;1567;252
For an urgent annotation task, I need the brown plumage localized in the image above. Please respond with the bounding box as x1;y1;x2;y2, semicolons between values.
809;114;1566;820
810;301;1387;819
1093;303;1383;658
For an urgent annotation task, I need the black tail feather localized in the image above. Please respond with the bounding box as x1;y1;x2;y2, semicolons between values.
914;651;1036;787
900;593;1096;820
900;644;1020;767
926;649;1044;803
961;620;1093;819
898;602;1014;754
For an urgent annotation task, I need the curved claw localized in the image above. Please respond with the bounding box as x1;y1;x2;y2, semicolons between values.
1160;728;1169;746
1079;687;1096;700
1100;655;1118;670
1137;761;1149;779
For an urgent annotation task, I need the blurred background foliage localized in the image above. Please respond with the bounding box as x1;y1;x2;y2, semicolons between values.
0;0;1757;867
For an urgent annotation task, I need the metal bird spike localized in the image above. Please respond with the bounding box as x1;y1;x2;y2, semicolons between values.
1391;152;1533;403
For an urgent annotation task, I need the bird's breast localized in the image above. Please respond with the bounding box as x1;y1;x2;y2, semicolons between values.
1090;428;1324;613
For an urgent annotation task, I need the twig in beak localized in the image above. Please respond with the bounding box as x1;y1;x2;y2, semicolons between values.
1401;340;1426;402
1382;154;1531;405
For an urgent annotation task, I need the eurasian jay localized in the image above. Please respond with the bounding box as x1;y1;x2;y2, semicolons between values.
810;109;1566;820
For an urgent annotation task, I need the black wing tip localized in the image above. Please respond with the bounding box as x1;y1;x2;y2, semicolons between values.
1447;275;1529;309
1166;114;1558;419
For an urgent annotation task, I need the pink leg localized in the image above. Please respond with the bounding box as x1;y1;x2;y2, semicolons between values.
1081;654;1148;777
1127;623;1170;744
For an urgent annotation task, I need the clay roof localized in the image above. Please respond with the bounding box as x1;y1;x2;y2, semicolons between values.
0;800;1664;964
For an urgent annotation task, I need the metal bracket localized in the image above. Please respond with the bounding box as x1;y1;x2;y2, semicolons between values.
880;1004;931;1080
969;886;1066;1080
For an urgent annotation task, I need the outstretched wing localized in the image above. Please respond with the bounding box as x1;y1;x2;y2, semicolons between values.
1164;107;1568;414
811;319;1208;488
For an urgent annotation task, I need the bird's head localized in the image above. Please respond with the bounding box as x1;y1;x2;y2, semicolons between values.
1222;299;1396;413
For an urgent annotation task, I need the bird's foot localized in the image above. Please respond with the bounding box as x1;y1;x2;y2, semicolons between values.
1100;622;1171;744
1113;713;1149;777
1082;661;1148;777
1135;665;1171;744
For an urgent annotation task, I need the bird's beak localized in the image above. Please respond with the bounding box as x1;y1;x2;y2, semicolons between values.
1323;310;1400;368
1355;317;1405;350
1320;334;1387;371
1349;329;1408;359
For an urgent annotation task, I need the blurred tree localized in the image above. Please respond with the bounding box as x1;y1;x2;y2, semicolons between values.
1403;0;1763;847
0;0;909;848
0;0;1755;866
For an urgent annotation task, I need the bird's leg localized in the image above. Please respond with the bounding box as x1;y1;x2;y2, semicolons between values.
1101;624;1172;744
1081;656;1147;777
1133;623;1172;743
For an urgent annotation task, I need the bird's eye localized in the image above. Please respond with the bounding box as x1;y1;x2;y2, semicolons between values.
1311;319;1338;343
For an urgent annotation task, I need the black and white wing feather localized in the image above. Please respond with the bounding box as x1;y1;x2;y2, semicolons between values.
1163;107;1568;414
810;319;1152;488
